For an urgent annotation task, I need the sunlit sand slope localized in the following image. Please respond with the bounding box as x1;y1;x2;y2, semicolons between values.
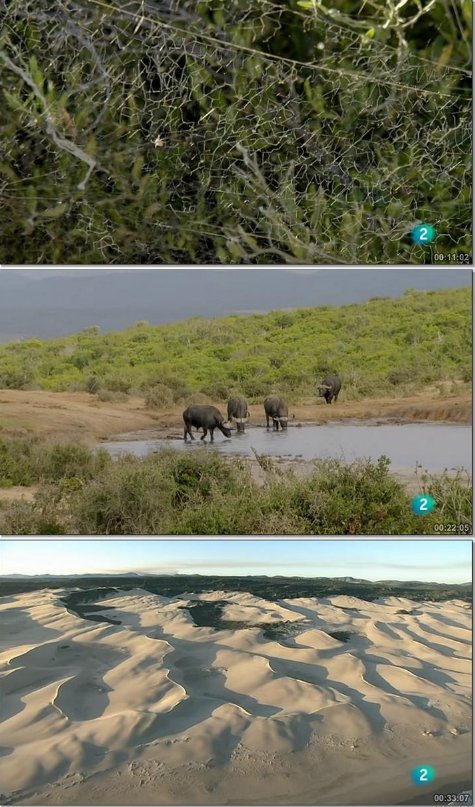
0;589;471;805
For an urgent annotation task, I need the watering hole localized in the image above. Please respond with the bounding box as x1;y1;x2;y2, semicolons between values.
102;421;471;473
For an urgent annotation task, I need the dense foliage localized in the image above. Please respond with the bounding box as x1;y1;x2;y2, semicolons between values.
1;0;471;264
0;443;471;535
0;288;470;400
1;577;471;604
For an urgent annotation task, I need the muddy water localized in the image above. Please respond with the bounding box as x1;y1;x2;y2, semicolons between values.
102;421;471;473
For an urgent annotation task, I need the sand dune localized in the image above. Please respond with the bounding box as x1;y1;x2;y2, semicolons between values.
0;589;471;805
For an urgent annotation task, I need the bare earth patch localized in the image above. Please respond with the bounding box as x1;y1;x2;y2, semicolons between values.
0;389;470;445
0;486;38;504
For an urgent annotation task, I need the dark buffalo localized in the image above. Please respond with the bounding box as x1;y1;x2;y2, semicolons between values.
227;395;250;433
183;405;232;442
264;395;288;430
317;374;342;404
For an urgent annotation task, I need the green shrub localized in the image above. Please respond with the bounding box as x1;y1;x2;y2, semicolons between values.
282;456;411;535
0;442;470;535
85;376;102;394
0;0;470;264
144;384;174;409
199;382;230;400
0;437;35;486
183;392;213;406
0;289;469;401
0;438;111;487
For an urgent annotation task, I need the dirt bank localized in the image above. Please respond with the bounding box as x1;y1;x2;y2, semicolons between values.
0;390;471;444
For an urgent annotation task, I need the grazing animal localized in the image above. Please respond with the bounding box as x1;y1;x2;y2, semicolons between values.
227;395;250;433
183;405;232;442
317;374;342;404
264;395;289;431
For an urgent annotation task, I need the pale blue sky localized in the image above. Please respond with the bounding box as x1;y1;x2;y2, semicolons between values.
0;540;471;583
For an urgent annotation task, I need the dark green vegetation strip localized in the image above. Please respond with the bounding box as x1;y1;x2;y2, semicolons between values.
182;602;310;640
60;588;123;624
1;579;471;604
0;444;471;535
0;0;471;264
64;607;122;626
0;289;470;399
327;631;353;643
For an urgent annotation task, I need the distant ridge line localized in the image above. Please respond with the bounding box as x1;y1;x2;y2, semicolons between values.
0;573;471;587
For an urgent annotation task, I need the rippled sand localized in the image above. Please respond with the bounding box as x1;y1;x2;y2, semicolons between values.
0;589;471;805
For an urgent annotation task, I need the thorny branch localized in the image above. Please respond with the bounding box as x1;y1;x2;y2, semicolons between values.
0;49;97;190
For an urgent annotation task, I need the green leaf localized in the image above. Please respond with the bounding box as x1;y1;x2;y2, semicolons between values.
3;90;25;112
39;203;69;220
132;156;144;182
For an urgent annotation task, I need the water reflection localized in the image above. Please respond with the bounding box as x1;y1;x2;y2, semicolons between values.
102;422;471;472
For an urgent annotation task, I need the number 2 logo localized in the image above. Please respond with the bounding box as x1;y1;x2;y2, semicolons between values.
411;223;436;244
411;494;436;515
411;765;436;785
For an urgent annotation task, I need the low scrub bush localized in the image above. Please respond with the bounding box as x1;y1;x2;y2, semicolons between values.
0;441;471;535
0;437;111;487
144;384;174;409
183;392;213;407
96;389;129;403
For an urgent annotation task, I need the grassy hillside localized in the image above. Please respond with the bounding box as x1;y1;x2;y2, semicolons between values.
0;288;470;402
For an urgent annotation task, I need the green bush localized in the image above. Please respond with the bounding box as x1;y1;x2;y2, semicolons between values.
85;376;102;394
0;437;111;487
0;289;469;401
0;437;35;487
144;384;174;409
0;0;471;264
283;456;417;534
0;443;471;535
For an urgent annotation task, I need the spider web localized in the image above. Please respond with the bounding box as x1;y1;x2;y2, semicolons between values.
0;0;472;263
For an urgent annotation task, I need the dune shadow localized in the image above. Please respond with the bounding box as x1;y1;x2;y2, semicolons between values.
421;612;472;632
54;672;113;721
1;604;62;649
274;601;325;624
0;666;57;723
0;596;22;605
166;635;279;718
127;632;289;763
263;652;386;733
398;624;467;657
360;656;449;721
412;618;471;649
372;621;402;641
3;639;128;723
81;741;128;769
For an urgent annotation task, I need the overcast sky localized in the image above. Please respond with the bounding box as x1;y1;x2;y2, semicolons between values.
1;540;472;583
0;268;471;342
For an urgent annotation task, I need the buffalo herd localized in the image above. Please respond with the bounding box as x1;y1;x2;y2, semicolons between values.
183;376;342;442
